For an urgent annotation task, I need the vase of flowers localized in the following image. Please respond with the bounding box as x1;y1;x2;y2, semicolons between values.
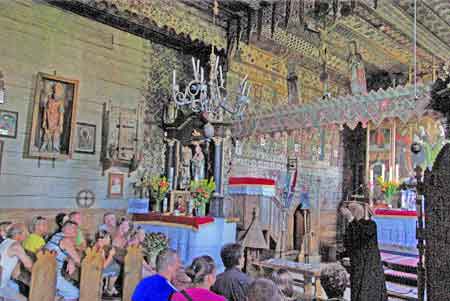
190;178;215;216
142;232;169;267
377;176;399;206
150;176;169;213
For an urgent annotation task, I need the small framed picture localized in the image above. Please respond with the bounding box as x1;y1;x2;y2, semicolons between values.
0;140;4;175
75;122;96;154
108;173;125;198
0;110;18;138
170;190;191;215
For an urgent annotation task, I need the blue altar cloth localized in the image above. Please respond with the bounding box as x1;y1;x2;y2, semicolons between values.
136;218;237;272
373;212;418;255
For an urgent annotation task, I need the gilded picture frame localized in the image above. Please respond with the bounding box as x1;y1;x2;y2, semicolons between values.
29;73;79;160
0;110;18;138
108;172;125;198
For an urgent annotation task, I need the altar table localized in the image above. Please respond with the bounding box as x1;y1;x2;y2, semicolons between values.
373;209;418;255
133;214;236;272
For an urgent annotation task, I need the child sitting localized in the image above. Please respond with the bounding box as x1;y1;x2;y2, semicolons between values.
93;230;120;297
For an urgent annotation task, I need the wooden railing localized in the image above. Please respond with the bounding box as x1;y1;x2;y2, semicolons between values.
27;246;143;301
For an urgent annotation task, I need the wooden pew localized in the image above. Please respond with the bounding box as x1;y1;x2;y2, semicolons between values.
29;250;57;301
122;245;143;301
80;247;104;301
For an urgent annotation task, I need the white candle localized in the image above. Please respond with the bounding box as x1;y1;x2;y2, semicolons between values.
395;164;399;181
219;65;223;85
201;67;204;82
381;164;385;180
370;169;374;192
389;168;393;181
173;70;176;88
192;57;196;73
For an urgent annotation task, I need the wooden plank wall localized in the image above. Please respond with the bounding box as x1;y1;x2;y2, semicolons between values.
0;1;150;211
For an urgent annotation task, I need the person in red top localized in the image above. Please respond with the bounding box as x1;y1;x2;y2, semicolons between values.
171;255;226;301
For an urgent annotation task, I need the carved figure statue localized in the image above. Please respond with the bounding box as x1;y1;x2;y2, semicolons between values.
191;144;205;181
348;41;367;95
41;82;65;152
180;146;192;189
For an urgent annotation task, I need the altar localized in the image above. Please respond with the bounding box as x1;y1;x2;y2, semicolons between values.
133;214;237;272
373;209;418;255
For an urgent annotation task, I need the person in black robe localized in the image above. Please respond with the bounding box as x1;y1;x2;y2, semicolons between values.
341;203;387;301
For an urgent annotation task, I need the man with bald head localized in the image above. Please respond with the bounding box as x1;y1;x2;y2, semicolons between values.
341;202;387;301
132;249;181;301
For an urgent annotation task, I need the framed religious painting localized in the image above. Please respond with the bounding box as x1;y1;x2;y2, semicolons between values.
29;73;79;160
75;122;96;154
0;110;18;138
170;190;191;215
108;172;125;198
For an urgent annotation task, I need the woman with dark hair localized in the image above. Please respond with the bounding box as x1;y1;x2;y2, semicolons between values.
320;263;348;300
171;255;226;301
93;230;120;296
270;269;297;301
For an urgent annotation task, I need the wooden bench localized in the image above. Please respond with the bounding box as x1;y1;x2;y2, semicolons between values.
26;246;143;301
253;258;326;299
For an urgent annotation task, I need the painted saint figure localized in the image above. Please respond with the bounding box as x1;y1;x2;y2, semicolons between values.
348;41;367;95
41;82;65;152
191;144;205;181
180;146;192;189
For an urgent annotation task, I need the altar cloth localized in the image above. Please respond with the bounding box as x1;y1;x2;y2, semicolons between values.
134;217;236;272
132;213;214;230
373;209;418;255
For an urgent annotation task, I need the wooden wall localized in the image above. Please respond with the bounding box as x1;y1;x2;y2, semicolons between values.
0;1;150;213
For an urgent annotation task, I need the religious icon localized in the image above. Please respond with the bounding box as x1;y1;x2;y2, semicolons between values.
108;173;124;198
0;110;18;138
75;123;96;154
29;73;79;160
191;144;205;181
347;41;367;95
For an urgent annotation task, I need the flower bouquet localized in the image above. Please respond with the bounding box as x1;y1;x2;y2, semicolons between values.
142;232;169;267
377;176;399;206
150;176;169;212
190;178;215;216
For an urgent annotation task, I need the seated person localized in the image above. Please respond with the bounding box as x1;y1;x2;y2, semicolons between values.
270;269;298;300
98;212;117;234
320;263;348;300
0;223;33;301
171;255;225;301
93;230;120;296
211;243;252;301
0;221;12;243
247;278;282;301
69;212;86;250
132;249;180;301
23;216;49;254
45;221;81;301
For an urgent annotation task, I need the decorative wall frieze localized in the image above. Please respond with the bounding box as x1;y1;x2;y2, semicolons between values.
85;0;227;49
